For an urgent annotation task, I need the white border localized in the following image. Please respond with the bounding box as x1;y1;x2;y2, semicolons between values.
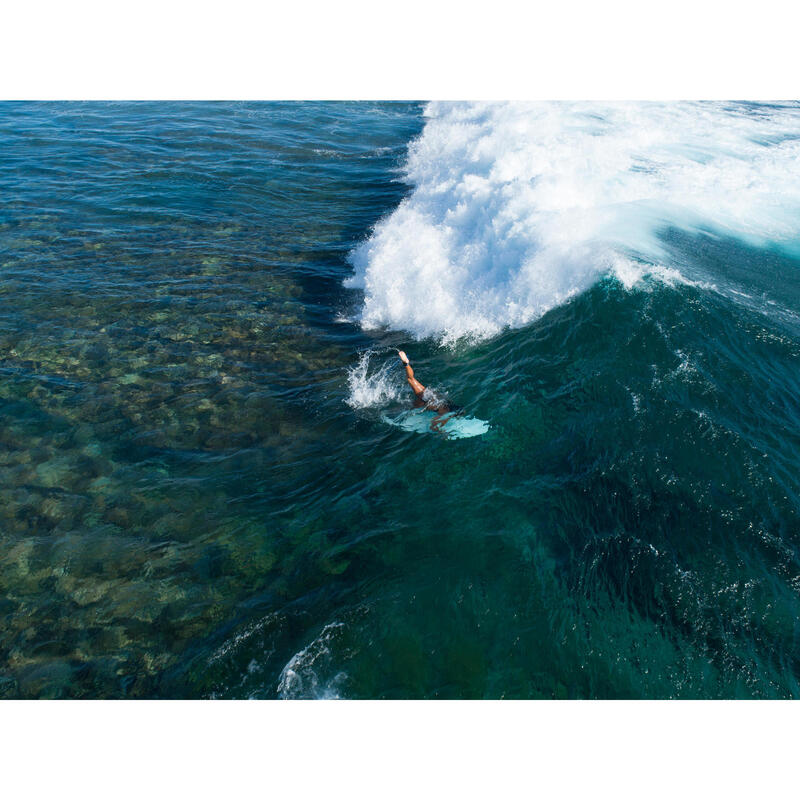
2;700;797;798
1;0;798;99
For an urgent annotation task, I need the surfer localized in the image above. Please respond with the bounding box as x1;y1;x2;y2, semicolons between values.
397;350;460;430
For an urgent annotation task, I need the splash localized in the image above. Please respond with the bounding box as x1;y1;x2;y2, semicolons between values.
347;102;800;343
345;350;404;409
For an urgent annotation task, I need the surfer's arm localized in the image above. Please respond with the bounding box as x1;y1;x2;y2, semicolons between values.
430;412;447;431
405;364;426;397
398;351;426;397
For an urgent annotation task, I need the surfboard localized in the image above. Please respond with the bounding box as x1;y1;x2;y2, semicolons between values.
381;408;489;439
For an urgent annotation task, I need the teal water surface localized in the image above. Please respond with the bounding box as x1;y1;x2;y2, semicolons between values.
2;102;800;698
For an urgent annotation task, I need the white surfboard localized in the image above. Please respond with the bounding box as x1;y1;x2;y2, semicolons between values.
381;408;489;439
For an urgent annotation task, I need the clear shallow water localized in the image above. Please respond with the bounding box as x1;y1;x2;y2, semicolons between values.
2;102;800;698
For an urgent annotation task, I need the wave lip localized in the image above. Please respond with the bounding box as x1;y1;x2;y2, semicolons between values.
346;101;800;344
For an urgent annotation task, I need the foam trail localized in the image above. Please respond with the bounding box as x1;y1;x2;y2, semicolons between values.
345;350;404;409
347;102;800;343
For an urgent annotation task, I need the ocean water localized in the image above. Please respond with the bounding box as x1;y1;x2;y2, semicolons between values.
2;101;800;699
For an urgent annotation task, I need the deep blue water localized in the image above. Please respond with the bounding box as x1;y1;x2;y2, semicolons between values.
2;101;800;698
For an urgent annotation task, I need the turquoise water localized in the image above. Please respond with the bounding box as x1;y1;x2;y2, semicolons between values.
2;102;800;698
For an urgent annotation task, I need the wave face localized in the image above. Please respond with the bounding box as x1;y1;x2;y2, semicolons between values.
347;102;800;343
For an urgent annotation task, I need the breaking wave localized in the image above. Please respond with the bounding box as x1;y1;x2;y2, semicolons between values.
346;101;800;343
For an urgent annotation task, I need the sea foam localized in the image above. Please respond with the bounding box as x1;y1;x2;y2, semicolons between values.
346;102;800;343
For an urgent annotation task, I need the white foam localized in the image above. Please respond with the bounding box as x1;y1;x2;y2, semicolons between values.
347;102;800;343
277;622;347;700
345;350;404;409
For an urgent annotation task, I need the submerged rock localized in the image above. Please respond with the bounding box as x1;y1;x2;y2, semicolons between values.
34;457;74;489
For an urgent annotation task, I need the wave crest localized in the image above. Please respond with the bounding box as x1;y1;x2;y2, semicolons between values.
347;101;800;343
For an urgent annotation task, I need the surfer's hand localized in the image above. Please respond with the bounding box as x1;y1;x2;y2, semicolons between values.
398;350;410;365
